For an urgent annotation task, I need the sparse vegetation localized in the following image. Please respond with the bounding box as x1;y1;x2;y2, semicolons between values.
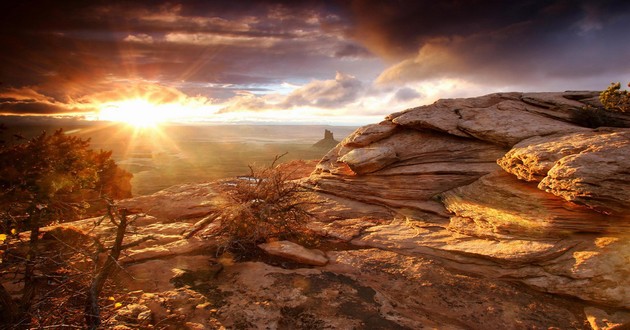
571;82;630;128
600;82;630;112
0;128;134;328
214;153;319;250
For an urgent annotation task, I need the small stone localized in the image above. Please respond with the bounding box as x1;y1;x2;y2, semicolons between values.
258;240;328;266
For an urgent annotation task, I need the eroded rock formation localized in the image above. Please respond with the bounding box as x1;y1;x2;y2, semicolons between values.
10;91;630;329
307;91;630;315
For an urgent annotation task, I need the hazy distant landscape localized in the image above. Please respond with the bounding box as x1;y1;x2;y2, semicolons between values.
4;123;356;195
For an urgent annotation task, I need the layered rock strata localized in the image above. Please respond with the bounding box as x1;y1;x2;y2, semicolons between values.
14;91;630;328
307;91;630;311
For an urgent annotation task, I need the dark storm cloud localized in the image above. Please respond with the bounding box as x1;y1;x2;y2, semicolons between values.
334;43;373;59
1;0;629;116
344;0;630;85
0;87;84;115
0;100;78;115
0;0;357;114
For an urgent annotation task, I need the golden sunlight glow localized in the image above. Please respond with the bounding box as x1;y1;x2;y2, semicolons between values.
98;99;169;128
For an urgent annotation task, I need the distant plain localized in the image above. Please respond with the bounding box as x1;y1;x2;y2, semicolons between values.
4;123;356;196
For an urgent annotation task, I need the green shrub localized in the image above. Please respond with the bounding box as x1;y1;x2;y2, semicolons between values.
600;82;630;112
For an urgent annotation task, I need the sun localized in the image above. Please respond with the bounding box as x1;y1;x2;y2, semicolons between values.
98;99;168;128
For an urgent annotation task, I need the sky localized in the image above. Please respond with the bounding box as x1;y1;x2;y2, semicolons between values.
1;0;629;125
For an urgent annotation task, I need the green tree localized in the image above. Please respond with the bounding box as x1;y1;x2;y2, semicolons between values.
600;82;630;112
0;129;132;326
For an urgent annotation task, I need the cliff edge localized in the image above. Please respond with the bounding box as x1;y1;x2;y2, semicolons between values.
307;91;630;313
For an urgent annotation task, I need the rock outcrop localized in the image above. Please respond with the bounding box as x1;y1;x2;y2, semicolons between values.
312;129;340;149
307;91;630;313
12;91;630;329
498;129;630;215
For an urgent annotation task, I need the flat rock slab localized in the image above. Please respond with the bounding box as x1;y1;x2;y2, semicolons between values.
258;240;328;266
389;92;588;146
118;182;219;221
324;249;586;329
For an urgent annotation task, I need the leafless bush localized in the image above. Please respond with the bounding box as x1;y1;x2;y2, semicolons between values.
215;153;319;250
0;204;147;329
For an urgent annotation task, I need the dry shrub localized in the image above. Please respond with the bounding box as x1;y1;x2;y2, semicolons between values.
216;154;318;249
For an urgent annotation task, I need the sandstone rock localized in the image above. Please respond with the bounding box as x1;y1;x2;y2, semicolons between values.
324;249;585;329
309;128;506;214
117;182;219;221
499;129;630;215
540;142;630;216
258;240;328;266
584;307;630;330
342;120;398;147
308;217;386;242
305;192;394;221
387;93;521;138
388;92;588;146
122;236;215;264
351;217;573;265
338;146;398;174
440;171;630;238
519;236;630;309
115;303;152;326
121;255;216;292
215;262;380;329
456;100;587;146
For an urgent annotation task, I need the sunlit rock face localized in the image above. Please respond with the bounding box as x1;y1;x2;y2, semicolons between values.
307;91;630;309
30;92;630;328
499;129;630;216
310;127;506;215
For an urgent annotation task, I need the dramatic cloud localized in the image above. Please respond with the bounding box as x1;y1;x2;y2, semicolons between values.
0;87;90;115
218;72;363;113
347;0;630;87
283;72;363;108
0;1;628;122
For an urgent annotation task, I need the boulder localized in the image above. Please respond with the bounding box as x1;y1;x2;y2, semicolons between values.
338;146;398;174
342;120;398;147
306;91;630;310
258;240;328;266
